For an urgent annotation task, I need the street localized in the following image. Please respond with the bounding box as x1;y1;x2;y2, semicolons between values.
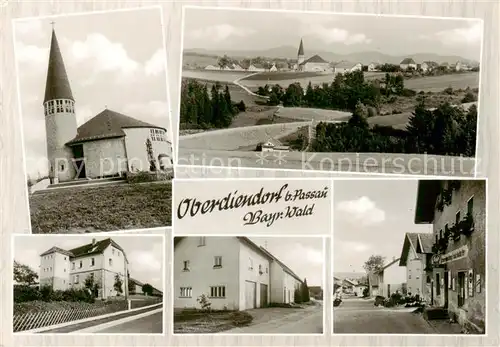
333;297;435;334
226;303;323;334
92;311;163;334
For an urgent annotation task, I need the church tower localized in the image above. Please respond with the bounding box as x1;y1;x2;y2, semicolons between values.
43;28;78;183
297;38;305;67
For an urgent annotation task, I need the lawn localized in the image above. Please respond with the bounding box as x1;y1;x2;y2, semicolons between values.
29;182;172;233
14;299;125;315
241;71;324;81
174;309;253;334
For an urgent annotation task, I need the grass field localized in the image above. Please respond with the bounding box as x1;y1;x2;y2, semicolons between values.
241;71;324;81
30;182;172;233
182;69;249;83
401;72;479;92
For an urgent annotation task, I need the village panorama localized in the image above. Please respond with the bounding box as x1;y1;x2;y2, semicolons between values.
178;8;481;176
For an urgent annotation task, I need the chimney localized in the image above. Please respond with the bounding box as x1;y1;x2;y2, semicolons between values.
92;238;96;246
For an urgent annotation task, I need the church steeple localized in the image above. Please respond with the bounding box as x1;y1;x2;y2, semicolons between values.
297;38;304;57
43;28;74;103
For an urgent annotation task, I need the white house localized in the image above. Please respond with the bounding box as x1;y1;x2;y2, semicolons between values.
367;62;380;72
421;61;439;73
354;283;367;297
248;64;266;72
174;236;303;310
455;61;471;72
376;257;407;298
399;58;417;70
260;139;290;152
43;28;173;184
399;233;434;301
39;238;128;299
334;62;363;74
231;63;244;71
269;63;278;72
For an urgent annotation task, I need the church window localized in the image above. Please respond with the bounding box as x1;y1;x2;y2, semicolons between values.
48;101;54;114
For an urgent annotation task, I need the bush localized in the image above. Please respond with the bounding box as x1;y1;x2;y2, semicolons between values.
374;295;386;306
229;311;253;326
126;171;172;183
461;92;477;103
362;287;369;297
401;89;417;97
235;100;246;112
14;285;41;303
444;87;454;95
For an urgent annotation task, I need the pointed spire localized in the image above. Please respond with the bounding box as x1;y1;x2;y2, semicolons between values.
298;38;304;56
43;28;74;103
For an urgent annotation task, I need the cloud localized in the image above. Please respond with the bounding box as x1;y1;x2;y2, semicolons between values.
15;19;43;38
123;101;169;121
14;249;40;271
70;33;139;75
420;22;482;46
129;249;162;272
15;41;47;66
336;196;386;225
292;243;324;265
187;24;255;42
306;25;371;45
145;49;166;77
75;106;95;126
338;241;371;253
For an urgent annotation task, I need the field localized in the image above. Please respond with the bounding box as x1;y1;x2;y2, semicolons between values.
402;72;479;92
275;107;351;122
182;69;250;83
30;182;172;233
241;71;325;81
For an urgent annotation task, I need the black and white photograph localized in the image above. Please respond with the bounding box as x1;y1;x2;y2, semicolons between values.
173;236;324;334
14;7;174;234
12;234;165;334
333;179;486;335
178;7;482;176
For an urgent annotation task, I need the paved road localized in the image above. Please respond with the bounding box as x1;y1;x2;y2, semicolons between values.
333;298;435;334
226;305;323;334
93;311;163;334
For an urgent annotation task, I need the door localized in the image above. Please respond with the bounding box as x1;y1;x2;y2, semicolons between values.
245;281;256;309
72;145;86;179
457;272;466;307
260;284;268;307
444;271;449;308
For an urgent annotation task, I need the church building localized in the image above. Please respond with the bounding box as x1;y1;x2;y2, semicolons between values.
294;39;331;72
43;28;172;184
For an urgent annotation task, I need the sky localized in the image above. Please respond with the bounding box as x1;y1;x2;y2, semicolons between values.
13;235;164;291
13;7;171;179
333;180;432;274
183;8;482;60
251;236;324;288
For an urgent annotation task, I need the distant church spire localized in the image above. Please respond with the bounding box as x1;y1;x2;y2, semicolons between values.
298;38;304;56
43;27;74;103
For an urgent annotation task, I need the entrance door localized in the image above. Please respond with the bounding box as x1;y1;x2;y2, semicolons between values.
245;281;256;309
260;284;268;307
444;271;449;308
457;272;466;307
72;144;86;179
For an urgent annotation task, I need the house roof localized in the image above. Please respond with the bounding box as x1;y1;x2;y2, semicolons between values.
417;233;434;254
298;39;304;56
335;61;360;69
300;54;328;65
376;258;401;274
343;278;357;286
423;61;439;67
414;180;442;224
399;233;424;266
252;63;265;68
130;278;144;286
66;109;165;145
40;246;74;257
44;29;74;103
400;58;416;64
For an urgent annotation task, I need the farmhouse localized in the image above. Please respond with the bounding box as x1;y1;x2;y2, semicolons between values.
39;238;128;299
44;28;173;184
399;232;434;301
174;236;303;310
414;180;486;333
421;61;439;73
399;58;417;70
374;257;406;298
259;139;290;152
334;62;363;74
368;62;380;71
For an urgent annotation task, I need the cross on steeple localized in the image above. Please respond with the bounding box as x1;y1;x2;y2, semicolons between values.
50;21;55;29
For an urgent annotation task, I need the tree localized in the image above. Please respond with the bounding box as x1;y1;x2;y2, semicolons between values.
84;274;100;298
142;283;154;296
348;101;369;129
217;55;230;69
13;261;38;285
363;255;386;273
294;288;302;304
114;274;123;295
145;138;156;171
300;278;310;303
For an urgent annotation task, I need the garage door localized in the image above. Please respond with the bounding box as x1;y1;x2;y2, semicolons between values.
245;281;256;309
260;284;268;307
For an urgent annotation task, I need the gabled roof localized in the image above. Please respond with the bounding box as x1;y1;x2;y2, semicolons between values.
66;109;165;145
130;278;144;287
44;29;74;103
399;233;422;266
417;233;434;254
376;258;400;273
298;39;304;56
414;180;442;224
423;61;439;67
400;58;416;64
40;246;73;257
335;61;360;69
301;54;328;65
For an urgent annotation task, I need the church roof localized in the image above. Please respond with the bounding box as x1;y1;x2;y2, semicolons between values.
66;109;166;145
298;39;304;56
300;54;328;65
44;29;74;103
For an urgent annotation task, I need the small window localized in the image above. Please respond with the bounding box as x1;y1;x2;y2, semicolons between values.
455;211;461;225
214;256;222;267
259;264;263;273
91;258;95;267
112;249;115;255
248;258;253;270
64;257;66;260
60;163;65;171
75;275;79;284
409;274;411;279
416;276;420;279
266;267;268;274
180;287;192;298
467;196;474;215
210;285;226;298
72;262;75;270
79;261;82;269
198;237;206;246
109;258;112;266
64;268;66;272
183;260;190;271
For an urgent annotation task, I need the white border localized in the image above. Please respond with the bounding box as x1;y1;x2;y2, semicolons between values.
11;5;174;235
11;233;167;336
175;5;484;178
330;177;488;337
170;234;327;336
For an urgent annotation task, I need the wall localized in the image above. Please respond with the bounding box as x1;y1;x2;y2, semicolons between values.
174;237;240;310
432;180;486;332
123;127;172;172
406;246;423;296
102;244;128;299
69;254;104;291
269;261;284;303
238;242;271;309
45;102;78;182
39;251;70;290
380;263;406;297
82;138;127;178
303;62;330;72
283;272;301;303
